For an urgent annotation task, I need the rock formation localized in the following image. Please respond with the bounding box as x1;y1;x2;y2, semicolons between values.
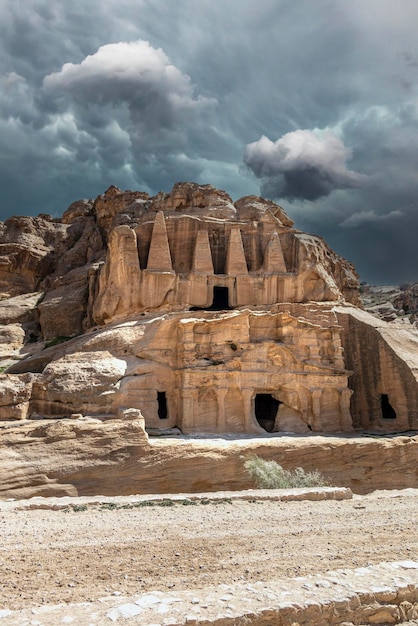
1;418;418;498
1;181;418;443
361;281;418;324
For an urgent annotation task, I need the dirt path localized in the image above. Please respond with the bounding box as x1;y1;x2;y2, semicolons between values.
1;490;417;611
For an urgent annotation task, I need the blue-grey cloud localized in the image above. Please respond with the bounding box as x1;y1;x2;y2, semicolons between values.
244;130;367;201
1;0;418;283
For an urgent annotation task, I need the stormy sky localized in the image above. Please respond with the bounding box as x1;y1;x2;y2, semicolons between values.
1;1;418;283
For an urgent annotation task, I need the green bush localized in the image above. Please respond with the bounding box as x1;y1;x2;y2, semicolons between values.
43;335;73;350
244;455;329;489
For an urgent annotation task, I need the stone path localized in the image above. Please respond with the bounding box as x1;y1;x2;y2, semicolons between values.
1;561;418;625
2;488;418;625
0;485;353;512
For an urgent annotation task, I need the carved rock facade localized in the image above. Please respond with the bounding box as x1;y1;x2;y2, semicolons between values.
93;185;359;323
1;182;418;436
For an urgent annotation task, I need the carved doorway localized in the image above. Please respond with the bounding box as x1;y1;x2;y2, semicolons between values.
157;391;168;420
380;394;396;419
209;286;231;310
255;393;281;432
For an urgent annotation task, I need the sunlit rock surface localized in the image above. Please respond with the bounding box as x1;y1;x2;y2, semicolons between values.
1;182;418;496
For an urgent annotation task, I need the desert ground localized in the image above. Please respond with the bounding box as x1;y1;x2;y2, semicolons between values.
1;489;417;615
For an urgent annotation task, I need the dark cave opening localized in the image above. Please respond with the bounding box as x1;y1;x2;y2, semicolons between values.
209;286;231;311
157;391;168;420
190;286;232;312
255;393;281;432
380;394;396;419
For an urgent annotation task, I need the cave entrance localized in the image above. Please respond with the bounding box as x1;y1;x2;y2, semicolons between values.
209;286;231;311
255;393;281;432
157;391;168;420
380;394;396;419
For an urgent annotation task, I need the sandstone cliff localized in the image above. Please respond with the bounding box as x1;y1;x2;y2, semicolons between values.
1;417;417;498
1;182;418;497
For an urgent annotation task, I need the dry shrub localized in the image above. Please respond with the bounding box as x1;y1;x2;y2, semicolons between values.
244;455;329;489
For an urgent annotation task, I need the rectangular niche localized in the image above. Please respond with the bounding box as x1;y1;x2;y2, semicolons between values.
157;391;168;419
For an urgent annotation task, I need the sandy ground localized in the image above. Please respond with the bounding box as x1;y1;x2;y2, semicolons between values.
1;490;417;613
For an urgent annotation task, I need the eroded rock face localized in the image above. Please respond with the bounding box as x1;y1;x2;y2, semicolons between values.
336;306;418;430
0;373;34;420
30;351;127;418
1;420;418;498
1;181;418;441
92;184;360;324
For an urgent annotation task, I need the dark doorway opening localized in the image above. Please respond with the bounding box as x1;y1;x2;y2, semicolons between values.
190;286;232;312
209;286;231;311
380;394;396;419
255;393;281;432
157;392;168;419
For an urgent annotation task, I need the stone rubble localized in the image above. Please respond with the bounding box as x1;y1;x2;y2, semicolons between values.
1;562;418;625
0;486;353;512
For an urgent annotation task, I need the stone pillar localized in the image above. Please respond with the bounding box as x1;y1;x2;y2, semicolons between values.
147;211;173;271
236;276;252;306
93;225;142;322
217;387;227;432
179;388;196;433
226;228;248;276
263;231;287;273
340;388;354;431
192;230;214;273
311;389;322;429
242;388;257;433
298;387;310;425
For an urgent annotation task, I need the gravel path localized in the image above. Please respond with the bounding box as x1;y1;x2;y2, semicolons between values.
1;489;417;612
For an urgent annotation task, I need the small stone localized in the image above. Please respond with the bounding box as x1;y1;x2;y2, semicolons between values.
0;611;12;619
398;560;418;569
116;603;143;619
106;608;119;622
135;594;161;608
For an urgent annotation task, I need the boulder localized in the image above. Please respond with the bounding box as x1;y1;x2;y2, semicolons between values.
0;373;34;420
30;351;127;417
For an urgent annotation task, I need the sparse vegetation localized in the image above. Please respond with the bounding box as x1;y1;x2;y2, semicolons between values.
63;497;232;512
70;504;88;512
43;335;73;349
244;455;329;489
99;502;118;510
0;365;8;374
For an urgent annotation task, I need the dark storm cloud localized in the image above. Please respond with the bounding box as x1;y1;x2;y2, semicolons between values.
244;130;367;201
1;0;418;282
42;40;214;123
40;39;217;179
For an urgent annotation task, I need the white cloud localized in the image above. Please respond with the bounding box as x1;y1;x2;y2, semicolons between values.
43;40;214;119
244;129;367;201
340;209;402;228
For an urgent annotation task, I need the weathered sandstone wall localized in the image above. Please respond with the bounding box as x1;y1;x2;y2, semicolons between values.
4;305;352;434
2;181;418;448
336;306;418;430
1;418;418;498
